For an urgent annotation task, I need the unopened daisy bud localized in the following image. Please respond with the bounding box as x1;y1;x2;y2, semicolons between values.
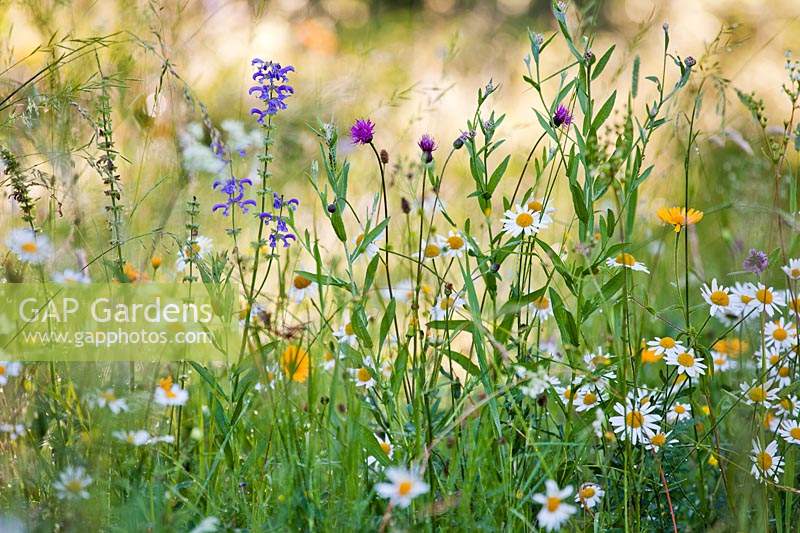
379;149;389;164
151;256;162;269
684;56;696;68
401;197;411;214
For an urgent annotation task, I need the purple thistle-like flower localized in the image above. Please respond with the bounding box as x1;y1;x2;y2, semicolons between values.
553;104;573;128
250;58;294;124
743;248;769;275
212;177;256;216
418;134;437;154
350;119;375;145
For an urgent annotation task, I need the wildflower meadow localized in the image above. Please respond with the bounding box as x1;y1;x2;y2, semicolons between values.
2;0;800;531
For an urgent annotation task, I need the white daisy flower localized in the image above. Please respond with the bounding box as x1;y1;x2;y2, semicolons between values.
575;385;603;412
176;235;213;272
154;376;189;406
583;348;613;371
429;293;466;321
524;197;555;230
529;294;554;321
609;398;661;445
574;482;604;510
776;396;800;418
53;268;90;284
779;419;800;445
647;336;686;358
0;423;26;440
751;439;783;482
353;230;381;260
645;430;677;452
288;273;317;303
53;466;92;500
380;278;414;303
769;361;794;388
782;258;800;280
743;283;785;317
113;430;151;446
712;352;736;372
333;313;359;346
442;230;468;258
374;466;429;508
666;402;692;424
367;433;394;467
700;279;737;317
605;252;649;273
350;357;377;389
517;367;558;399
0;361;22;386
532;480;577;532
763;318;797;351
93;389;128;414
740;380;778;407
502;204;541;238
665;348;706;379
6;228;52;264
321;351;341;372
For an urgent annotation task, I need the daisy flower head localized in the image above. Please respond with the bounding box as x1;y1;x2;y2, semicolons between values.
176;235;213;272
785;290;800;316
666;402;692;424
6;228;52;264
647;336;685;358
740;379;778;407
769;361;794;388
609;397;661;445
113;430;151;446
751;439;783;482
782;258;800;280
583;348;613;371
333;313;359;346
0;361;22;386
94;389;128;414
502;204;541;238
429;293;466;321
321;351;340;372
419;235;444;261
54;466;92;500
368;433;394;467
712;352;736;373
776;396;800;418
374;466;429;508
154;376;189;406
517;367;559;399
656;206;704;233
645;430;678;453
763;318;797;351
574;482;604;510
442;230;468;258
350;357;377;389
744;283;785;317
532;480;577;532
529;294;554;321
525;197;555;230
53;268;90;284
779;419;800;445
353;230;381;260
605;252;649;273
700;279;737;317
575;385;603;412
665;348;706;379
289;273;317;303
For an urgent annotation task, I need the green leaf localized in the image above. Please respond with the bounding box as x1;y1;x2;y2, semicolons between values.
351;305;373;349
549;288;579;346
591;44;615;80
351;217;390;261
363;254;380;294
487;155;511;195
378;299;396;352
444;350;480;376
295;270;348;288
591;90;616;132
497;286;547;316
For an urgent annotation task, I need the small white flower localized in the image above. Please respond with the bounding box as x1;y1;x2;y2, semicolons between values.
517;367;558;399
176;235;213;272
583;348;613;371
609;398;661;445
769;361;794;388
524;197;555;230
782;258;800;280
113;430;151;446
763;318;797;351
380;278;414;303
700;279;737;317
712;352;736;372
350;357;377;389
419;236;445;260
0;361;22;386
529;294;554;321
6;228;52;264
574;482;604;510
647;337;685;358
374;466;429;508
743;283;785;317
93;389;129;414
333;313;359;346
665;348;706;379
154;377;189;406
779;419;800;445
532;480;577;532
367;433;394;466
776;396;800;418
740;380;778;407
645;430;677;452
53;466;92;500
605;252;649;273
442;230;468;258
190;516;221;533
288;273;317;303
53;268;90;284
575;385;602;412
429;293;466;321
353;230;381;260
666;402;692;424
502;204;541;238
751;439;783;482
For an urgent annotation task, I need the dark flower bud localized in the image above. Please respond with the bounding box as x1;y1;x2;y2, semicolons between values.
584;50;595;65
319;396;330;405
685;56;696;68
537;393;548;406
337;403;347;414
490;262;500;273
327;203;336;213
453;137;464;149
401;197;411;214
380;149;389;164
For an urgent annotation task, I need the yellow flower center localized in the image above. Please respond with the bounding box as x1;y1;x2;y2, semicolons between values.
357;367;371;383
641;348;660;363
757;452;773;471
791;428;800;440
293;275;312;289
439;297;455;310
582;392;597;405
65;479;84;493
398;480;413;496
756;288;773;305
101;390;116;402
533;296;550;310
527;200;544;212
21;242;38;253
515;213;534;228
579;486;595;499
380;442;391;454
615;253;636;267
779;366;790;377
749;387;767;403
424;244;441;258
659;337;676;349
740;294;752;304
650;433;667;447
791;268;800;278
625;411;644;428
159;377;176;398
546;496;561;512
355;234;365;246
677;352;695;368
344;323;354;336
709;290;729;306
674;405;686;414
0;366;5;375
773;328;788;341
447;235;464;250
